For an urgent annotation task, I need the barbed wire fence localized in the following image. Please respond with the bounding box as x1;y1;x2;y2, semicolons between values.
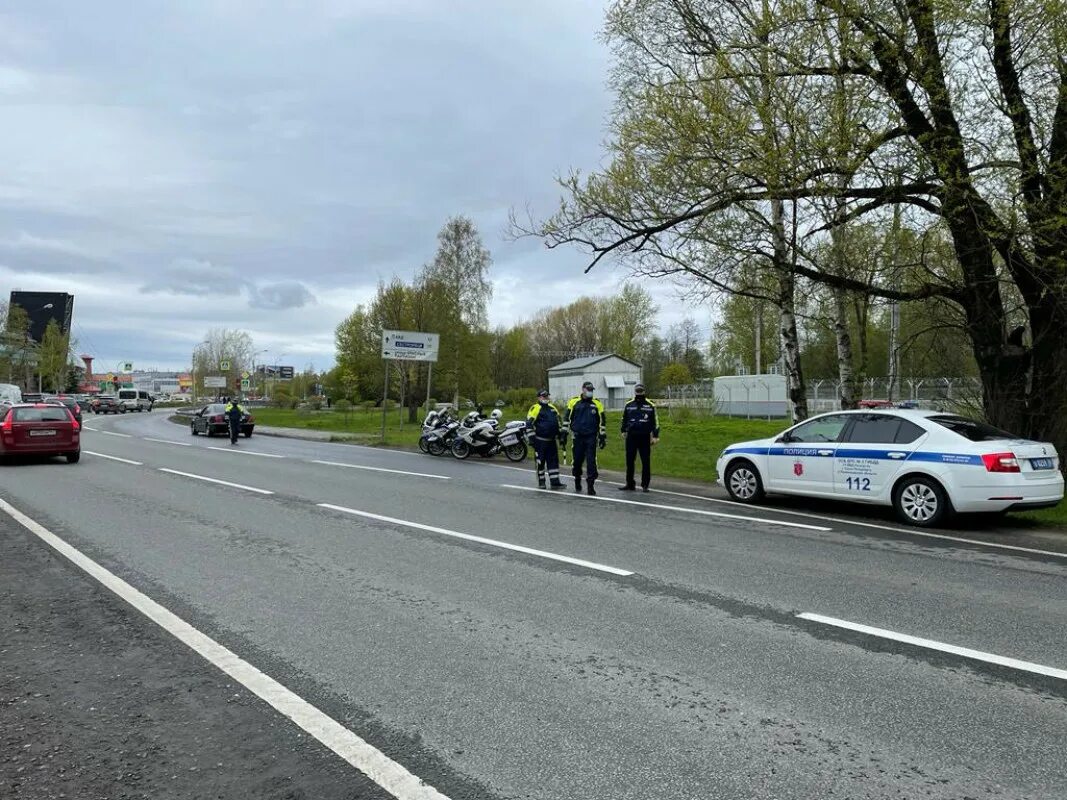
661;377;983;420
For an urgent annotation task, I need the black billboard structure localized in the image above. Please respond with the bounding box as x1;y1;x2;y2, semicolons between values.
8;291;75;343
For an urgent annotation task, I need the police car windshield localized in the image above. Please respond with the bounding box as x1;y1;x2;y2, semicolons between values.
929;415;1019;442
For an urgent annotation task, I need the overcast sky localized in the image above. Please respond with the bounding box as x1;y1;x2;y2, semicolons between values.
0;0;704;372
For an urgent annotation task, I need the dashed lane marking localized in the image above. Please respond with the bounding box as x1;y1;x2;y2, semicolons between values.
83;451;143;466
207;446;285;458
318;503;634;576
143;437;192;447
158;468;274;495
310;460;449;480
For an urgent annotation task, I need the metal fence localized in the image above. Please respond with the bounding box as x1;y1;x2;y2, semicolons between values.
661;377;983;420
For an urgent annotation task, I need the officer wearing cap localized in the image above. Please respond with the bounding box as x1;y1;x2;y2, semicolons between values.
563;380;607;495
619;382;659;492
526;389;565;490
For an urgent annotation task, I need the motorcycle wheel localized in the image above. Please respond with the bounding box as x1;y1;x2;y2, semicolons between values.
418;436;431;454
428;439;447;456
451;440;471;459
504;443;528;462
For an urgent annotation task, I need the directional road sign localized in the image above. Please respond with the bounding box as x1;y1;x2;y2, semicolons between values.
381;330;439;362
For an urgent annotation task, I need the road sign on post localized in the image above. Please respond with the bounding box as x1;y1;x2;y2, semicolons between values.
380;330;440;438
204;376;227;388
240;379;250;391
123;362;133;372
220;360;231;371
381;330;440;362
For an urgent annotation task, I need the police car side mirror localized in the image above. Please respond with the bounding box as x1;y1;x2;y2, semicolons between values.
777;433;794;444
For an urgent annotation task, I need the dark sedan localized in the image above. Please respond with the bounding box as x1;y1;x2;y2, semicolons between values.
190;404;255;438
91;395;122;414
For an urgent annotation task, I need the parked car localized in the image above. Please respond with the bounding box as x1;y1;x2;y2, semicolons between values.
0;402;81;463
190;403;255;438
20;393;44;403
716;409;1064;527
91;395;123;414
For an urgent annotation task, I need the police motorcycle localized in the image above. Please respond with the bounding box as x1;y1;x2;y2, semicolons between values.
422;410;462;457
419;408;455;454
450;408;528;462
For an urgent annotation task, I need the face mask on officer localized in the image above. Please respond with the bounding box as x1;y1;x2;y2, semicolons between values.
582;384;594;399
635;385;646;397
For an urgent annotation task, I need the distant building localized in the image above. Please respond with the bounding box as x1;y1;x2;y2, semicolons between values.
547;354;642;410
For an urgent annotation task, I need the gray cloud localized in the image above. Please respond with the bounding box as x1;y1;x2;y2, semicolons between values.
0;1;703;370
248;281;316;310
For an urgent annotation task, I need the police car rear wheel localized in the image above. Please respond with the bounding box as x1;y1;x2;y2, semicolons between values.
725;461;764;503
894;476;948;527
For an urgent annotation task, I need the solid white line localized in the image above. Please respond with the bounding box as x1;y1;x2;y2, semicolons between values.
500;484;833;532
0;498;451;800
638;487;1067;560
311;460;449;480
97;430;132;438
318;503;634;576
207;446;285;458
158;468;274;495
84;451;143;466
797;612;1067;681
143;437;192;447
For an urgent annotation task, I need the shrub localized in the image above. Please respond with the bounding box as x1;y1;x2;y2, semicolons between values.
335;399;352;426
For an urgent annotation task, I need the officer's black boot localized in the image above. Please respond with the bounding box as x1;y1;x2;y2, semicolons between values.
573;477;582;493
586;480;596;496
550;480;564;489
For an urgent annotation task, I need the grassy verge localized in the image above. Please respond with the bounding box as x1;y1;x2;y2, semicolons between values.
244;405;1066;528
248;405;785;479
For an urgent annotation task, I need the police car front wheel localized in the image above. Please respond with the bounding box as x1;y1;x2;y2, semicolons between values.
725;461;765;504
893;475;950;527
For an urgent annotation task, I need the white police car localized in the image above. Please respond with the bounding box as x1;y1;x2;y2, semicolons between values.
716;409;1064;526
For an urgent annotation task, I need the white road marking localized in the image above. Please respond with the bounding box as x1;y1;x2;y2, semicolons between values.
0;498;452;800
143;437;192;447
500;484;833;532
82;425;100;431
318;503;634;576
158;468;274;495
635;487;1067;560
84;451;143;466
207;446;285;458
310;460;449;480
96;430;132;438
798;612;1067;681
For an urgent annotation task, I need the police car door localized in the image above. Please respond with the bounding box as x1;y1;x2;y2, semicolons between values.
833;414;928;500
766;414;850;496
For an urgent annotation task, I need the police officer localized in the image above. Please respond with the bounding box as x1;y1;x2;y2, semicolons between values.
563;380;606;495
619;382;659;492
526;389;564;490
224;395;246;445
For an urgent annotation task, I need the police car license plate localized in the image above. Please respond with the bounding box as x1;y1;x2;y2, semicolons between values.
1030;458;1055;470
29;429;56;437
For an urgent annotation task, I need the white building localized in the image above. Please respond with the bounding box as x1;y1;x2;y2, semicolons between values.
547;354;642;411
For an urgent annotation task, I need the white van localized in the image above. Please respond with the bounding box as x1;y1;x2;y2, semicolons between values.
0;383;22;406
117;389;154;412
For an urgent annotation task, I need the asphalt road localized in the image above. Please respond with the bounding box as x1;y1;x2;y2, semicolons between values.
2;409;1066;799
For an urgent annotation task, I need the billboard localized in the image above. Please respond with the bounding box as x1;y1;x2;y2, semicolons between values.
381;330;439;362
8;291;74;344
257;365;294;379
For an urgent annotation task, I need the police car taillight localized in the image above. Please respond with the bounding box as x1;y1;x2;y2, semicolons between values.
982;452;1020;473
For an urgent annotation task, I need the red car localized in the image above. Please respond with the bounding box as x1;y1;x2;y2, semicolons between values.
0;403;81;463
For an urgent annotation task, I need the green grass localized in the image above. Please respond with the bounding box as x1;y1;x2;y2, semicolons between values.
249;405;786;479
246;404;1066;528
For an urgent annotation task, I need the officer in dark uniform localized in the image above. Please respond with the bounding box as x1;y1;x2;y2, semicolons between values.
619;383;659;492
563;380;607;495
526;389;565;489
224;396;246;445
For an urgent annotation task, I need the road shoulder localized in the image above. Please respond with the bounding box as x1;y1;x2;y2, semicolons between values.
0;511;391;800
